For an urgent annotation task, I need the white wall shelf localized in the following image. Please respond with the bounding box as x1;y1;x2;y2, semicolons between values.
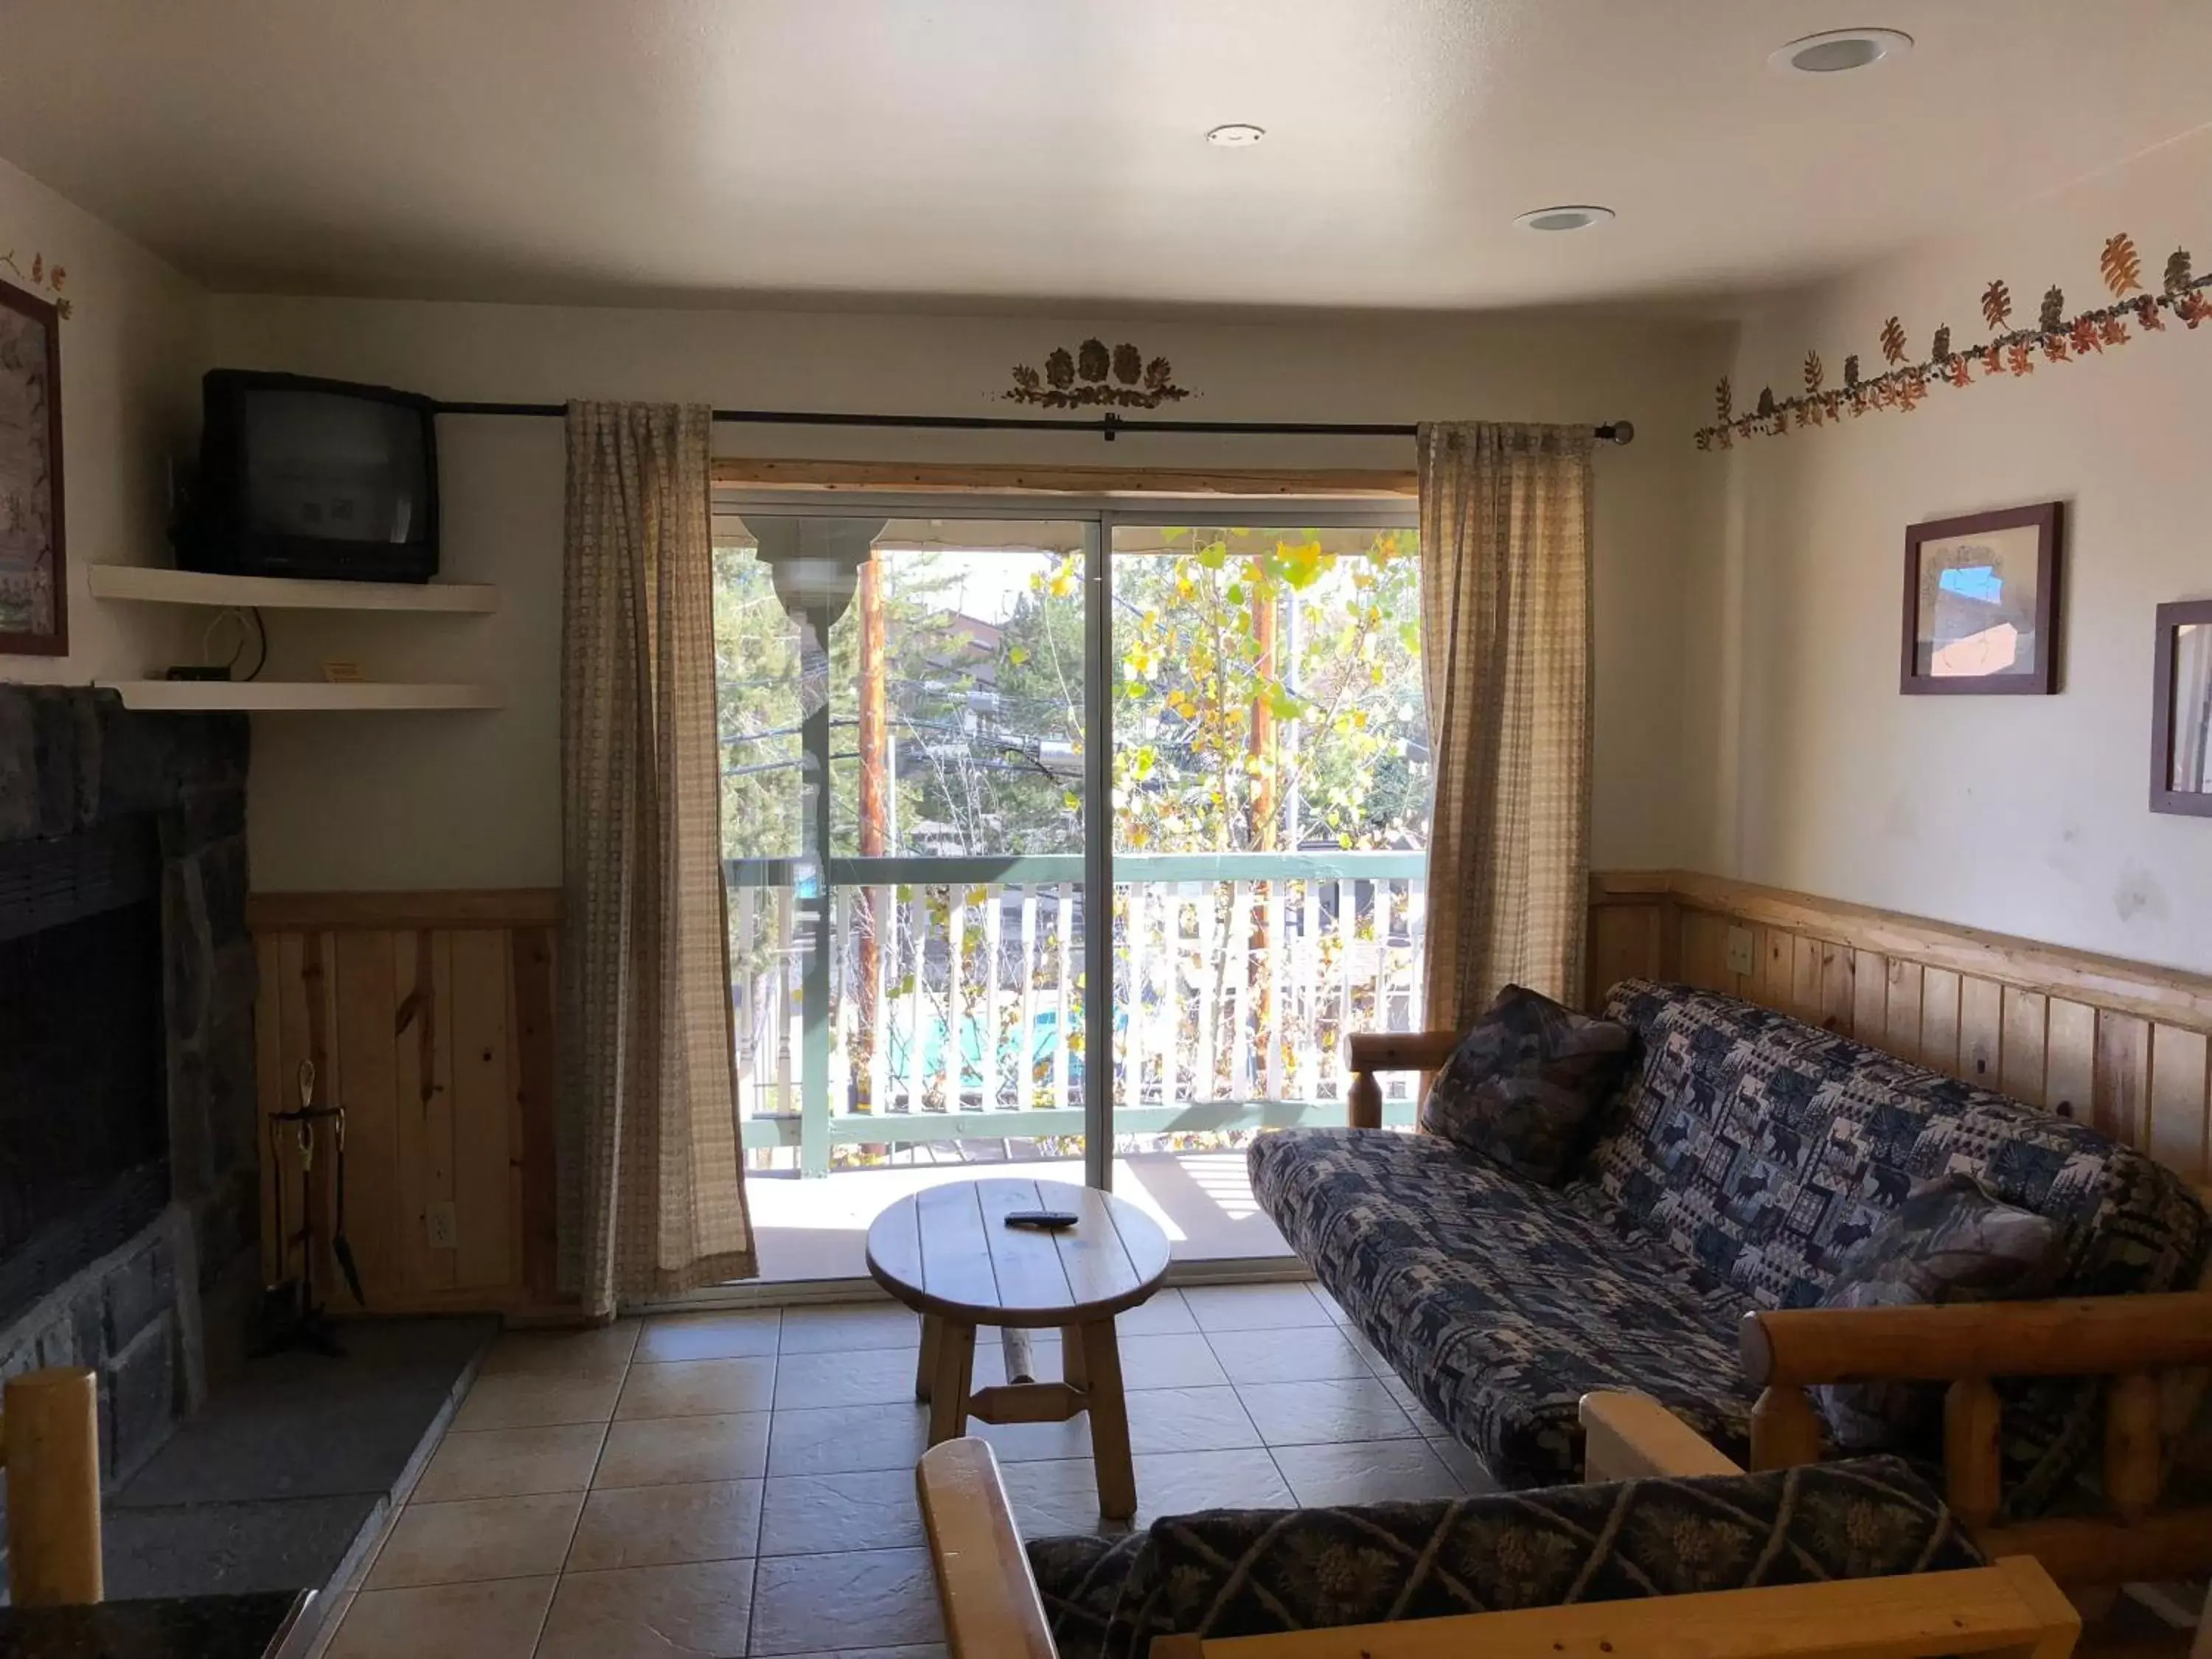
101;681;504;713
88;563;500;613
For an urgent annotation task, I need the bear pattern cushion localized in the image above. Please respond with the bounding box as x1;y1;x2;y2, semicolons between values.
1418;984;1632;1183
1813;1173;2065;1450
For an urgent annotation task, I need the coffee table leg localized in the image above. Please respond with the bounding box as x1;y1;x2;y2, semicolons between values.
928;1320;977;1445
1061;1324;1089;1391
1078;1319;1135;1520
917;1313;942;1403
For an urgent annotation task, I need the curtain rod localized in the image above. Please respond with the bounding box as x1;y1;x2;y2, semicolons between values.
433;401;1634;446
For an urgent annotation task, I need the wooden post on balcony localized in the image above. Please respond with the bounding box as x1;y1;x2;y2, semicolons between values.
2;1366;104;1605
801;598;836;1177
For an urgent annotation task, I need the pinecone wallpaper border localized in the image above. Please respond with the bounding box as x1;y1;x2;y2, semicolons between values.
1698;232;2211;450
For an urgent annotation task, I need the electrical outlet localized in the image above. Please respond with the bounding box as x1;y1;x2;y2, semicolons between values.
426;1200;459;1251
1725;925;1757;978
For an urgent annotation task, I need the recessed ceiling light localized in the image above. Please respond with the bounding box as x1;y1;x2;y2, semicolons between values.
1770;28;1913;75
1514;205;1615;233
1206;123;1265;147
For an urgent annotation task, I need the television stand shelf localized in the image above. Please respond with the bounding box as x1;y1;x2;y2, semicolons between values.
100;681;503;713
88;565;499;613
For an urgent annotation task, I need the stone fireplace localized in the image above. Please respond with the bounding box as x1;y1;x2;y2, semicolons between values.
0;686;257;1492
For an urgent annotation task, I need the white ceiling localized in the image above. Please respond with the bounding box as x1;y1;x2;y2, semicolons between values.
1;0;2208;313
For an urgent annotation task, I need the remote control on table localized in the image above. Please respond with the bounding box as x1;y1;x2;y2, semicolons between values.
1003;1211;1080;1231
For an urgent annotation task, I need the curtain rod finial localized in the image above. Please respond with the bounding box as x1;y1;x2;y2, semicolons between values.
1603;421;1635;446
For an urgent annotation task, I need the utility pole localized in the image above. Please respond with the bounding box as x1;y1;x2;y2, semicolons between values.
1248;584;1278;851
855;557;889;1110
1247;581;1278;1096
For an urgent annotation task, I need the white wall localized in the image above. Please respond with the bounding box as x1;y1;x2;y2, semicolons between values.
209;296;1730;891
1689;130;2212;973
0;156;207;683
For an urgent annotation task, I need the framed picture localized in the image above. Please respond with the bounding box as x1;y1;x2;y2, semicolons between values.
1900;501;2061;695
0;275;65;655
2151;599;2212;818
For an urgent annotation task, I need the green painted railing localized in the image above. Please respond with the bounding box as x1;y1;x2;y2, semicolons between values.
725;849;1427;1175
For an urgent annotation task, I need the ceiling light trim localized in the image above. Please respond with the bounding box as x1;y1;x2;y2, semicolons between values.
1769;28;1913;76
1205;123;1266;148
1514;205;1615;233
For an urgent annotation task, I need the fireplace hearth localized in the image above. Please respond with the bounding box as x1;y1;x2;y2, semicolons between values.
0;686;257;1493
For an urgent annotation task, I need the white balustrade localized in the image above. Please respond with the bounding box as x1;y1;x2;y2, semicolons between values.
726;857;1427;1170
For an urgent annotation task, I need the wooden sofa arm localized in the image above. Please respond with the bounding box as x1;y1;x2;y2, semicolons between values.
1741;1293;2212;1389
1343;1031;1459;1128
917;1437;1054;1659
1580;1391;1744;1482
1739;1293;2212;1587
1151;1557;2079;1659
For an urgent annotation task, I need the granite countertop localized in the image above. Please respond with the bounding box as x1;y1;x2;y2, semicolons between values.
0;1593;307;1659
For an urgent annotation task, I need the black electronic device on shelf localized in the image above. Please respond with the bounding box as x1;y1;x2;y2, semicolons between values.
175;369;439;583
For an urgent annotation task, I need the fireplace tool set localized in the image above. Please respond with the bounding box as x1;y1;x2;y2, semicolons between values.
262;1058;364;1356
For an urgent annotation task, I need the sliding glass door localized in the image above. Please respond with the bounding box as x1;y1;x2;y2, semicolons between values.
709;497;1423;1279
715;515;1093;1170
1102;518;1430;1182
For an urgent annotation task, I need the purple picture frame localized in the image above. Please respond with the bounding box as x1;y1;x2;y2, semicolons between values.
1899;501;2061;696
2151;599;2212;818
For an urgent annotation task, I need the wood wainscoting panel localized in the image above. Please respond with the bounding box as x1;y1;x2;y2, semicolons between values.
2148;1027;2211;1182
2043;999;2097;1124
1960;977;2005;1091
1920;969;1964;1080
1882;960;1924;1068
1588;872;2212;1182
251;891;561;1316
2093;1012;2152;1147
1999;988;2047;1107
393;930;457;1295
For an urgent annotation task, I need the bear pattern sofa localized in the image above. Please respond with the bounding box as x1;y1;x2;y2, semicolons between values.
1249;978;2209;1520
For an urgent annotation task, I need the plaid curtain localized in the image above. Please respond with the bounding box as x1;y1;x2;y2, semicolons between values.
1417;422;1595;1029
560;402;755;1312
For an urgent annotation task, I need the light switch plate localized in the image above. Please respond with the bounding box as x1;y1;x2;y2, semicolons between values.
1725;925;1757;977
426;1200;459;1251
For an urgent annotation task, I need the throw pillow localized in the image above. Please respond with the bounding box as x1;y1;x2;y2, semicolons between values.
1417;984;1632;1184
1813;1173;2065;1452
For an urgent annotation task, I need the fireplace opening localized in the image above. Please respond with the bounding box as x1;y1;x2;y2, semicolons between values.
0;815;170;1330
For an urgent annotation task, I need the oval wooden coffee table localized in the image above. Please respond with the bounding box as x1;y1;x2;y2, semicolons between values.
865;1177;1170;1520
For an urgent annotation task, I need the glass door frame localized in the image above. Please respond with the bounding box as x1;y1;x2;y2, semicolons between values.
723;490;1421;1194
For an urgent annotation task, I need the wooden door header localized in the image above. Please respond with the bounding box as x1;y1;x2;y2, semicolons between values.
711;457;1417;498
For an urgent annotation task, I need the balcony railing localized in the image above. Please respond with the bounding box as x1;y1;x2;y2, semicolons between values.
726;851;1427;1175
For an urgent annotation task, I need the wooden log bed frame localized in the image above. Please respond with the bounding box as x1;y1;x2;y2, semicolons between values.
917;1392;2085;1659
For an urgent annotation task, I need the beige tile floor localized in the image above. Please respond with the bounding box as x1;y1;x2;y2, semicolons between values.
314;1281;1494;1659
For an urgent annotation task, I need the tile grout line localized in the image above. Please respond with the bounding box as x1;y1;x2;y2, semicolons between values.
747;1309;783;1658
524;1336;628;1659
